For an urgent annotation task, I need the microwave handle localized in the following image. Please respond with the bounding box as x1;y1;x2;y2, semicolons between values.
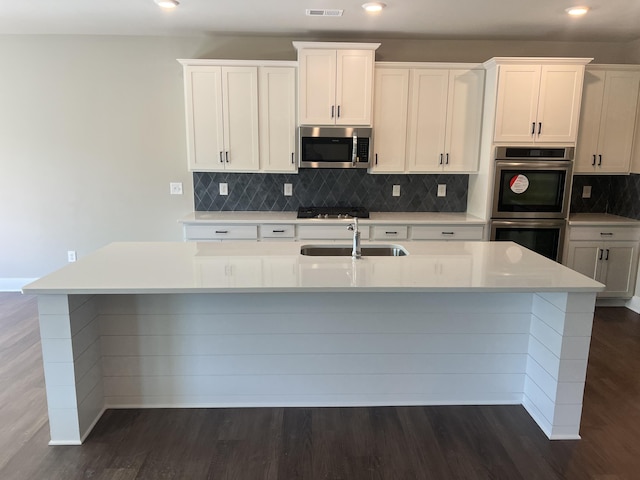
352;135;358;166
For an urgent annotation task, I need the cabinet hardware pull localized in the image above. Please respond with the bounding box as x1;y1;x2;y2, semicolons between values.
215;230;228;234
439;153;443;165
337;105;341;118
375;153;378;165
272;230;285;233
331;105;335;118
446;153;449;165
598;154;602;166
442;232;455;235
605;249;610;261
600;232;613;236
225;151;229;163
291;152;295;164
538;122;542;135
598;248;603;260
219;151;224;163
592;154;596;166
531;122;535;135
385;231;398;235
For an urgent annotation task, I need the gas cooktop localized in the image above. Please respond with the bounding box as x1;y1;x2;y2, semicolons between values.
297;206;370;219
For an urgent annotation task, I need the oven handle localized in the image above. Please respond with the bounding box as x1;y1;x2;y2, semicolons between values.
494;160;573;169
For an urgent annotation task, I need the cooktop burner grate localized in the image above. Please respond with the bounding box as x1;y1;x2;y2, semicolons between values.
297;206;370;219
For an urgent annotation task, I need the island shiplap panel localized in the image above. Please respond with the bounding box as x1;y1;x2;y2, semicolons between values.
99;292;534;408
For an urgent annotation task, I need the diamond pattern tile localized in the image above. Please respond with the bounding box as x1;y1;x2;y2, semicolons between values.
193;170;468;212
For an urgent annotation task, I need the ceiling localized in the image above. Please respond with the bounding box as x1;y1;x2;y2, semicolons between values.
1;0;639;42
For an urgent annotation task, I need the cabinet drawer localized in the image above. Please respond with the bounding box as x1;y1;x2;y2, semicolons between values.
411;225;484;241
372;226;409;240
184;224;258;240
297;225;370;240
569;226;640;242
259;224;295;238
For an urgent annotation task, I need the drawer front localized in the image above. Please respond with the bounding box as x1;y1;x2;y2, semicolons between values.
259;224;295;238
411;225;484;241
372;226;409;240
569;226;640;242
297;225;370;240
184;224;258;240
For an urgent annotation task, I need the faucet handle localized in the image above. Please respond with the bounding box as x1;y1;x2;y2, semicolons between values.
348;224;354;231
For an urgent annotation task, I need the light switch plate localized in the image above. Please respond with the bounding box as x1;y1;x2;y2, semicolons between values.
219;183;228;196
67;251;77;262
437;184;447;197
169;182;183;195
284;183;293;196
392;185;401;197
582;185;592;199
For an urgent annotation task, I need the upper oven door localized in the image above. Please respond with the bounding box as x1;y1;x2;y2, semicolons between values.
491;160;573;219
298;127;371;169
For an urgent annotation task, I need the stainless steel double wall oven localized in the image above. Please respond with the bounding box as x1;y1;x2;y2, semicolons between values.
490;146;574;262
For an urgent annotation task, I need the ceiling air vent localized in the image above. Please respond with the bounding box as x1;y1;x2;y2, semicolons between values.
306;9;344;16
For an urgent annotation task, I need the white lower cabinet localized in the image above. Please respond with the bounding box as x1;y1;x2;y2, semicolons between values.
297;225;371;241
184;224;258;241
565;226;640;298
410;225;484;241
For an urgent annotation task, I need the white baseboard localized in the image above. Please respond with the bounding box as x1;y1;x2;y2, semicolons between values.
0;278;38;292
596;298;627;307
625;296;640;314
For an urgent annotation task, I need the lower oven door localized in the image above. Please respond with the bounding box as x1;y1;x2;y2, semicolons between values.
490;219;566;263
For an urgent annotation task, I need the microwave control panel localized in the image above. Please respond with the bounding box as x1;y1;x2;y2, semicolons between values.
357;138;370;163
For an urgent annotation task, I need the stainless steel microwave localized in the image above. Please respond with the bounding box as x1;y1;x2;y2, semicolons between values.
298;126;372;169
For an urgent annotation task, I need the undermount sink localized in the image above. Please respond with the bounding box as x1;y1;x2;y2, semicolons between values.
300;244;409;257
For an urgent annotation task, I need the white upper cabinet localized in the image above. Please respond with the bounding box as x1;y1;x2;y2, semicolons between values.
492;59;590;144
294;42;379;126
575;67;640;174
259;67;297;173
182;64;259;172
372;64;484;174
407;67;485;173
371;68;410;172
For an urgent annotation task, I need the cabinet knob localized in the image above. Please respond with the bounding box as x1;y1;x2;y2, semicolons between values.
375;153;378;165
219;151;224;163
291;152;295;164
592;154;596;166
600;232;613;236
598;248;603;260
538;122;542;135
439;153;443;165
331;105;335;118
337;105;341;118
446;153;449;165
531;122;536;135
225;151;230;163
605;248;610;261
598;154;602;166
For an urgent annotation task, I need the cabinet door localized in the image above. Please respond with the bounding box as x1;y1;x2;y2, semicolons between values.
221;67;259;172
566;241;602;280
494;65;541;143
536;65;585;143
600;242;639;298
298;49;337;125
186;67;225;171
335;50;374;125
575;69;606;173
443;69;485;172
259;67;297;172
407;69;449;172
371;68;409;172
595;71;640;173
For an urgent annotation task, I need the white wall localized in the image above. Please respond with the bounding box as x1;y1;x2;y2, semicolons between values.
0;34;638;288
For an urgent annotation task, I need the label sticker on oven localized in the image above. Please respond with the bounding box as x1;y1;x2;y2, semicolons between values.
509;174;529;194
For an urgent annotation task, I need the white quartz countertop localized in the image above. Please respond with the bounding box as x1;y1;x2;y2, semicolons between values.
179;211;486;225
568;213;640;226
23;241;603;295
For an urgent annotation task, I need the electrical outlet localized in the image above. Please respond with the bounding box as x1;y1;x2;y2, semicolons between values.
284;183;293;196
437;184;447;197
582;185;592;199
392;185;401;197
67;251;77;263
219;183;228;196
169;182;183;195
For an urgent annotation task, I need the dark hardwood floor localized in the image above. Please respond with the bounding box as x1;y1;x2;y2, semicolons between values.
1;292;639;479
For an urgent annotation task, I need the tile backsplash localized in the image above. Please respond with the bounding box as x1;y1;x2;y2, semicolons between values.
570;174;640;220
194;170;468;212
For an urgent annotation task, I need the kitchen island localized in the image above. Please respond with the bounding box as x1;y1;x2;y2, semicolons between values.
23;240;603;444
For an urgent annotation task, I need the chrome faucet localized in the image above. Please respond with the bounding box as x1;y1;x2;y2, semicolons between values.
348;217;362;259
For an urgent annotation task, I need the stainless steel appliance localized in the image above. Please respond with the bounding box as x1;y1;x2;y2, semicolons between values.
297;206;370;219
490;146;574;262
298;126;372;169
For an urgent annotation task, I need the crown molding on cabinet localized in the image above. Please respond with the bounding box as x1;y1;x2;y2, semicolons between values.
177;59;297;67
292;41;381;51
483;57;593;68
375;61;484;70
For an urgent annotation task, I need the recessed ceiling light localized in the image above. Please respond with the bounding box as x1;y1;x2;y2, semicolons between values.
362;2;386;13
155;0;179;9
565;6;589;16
